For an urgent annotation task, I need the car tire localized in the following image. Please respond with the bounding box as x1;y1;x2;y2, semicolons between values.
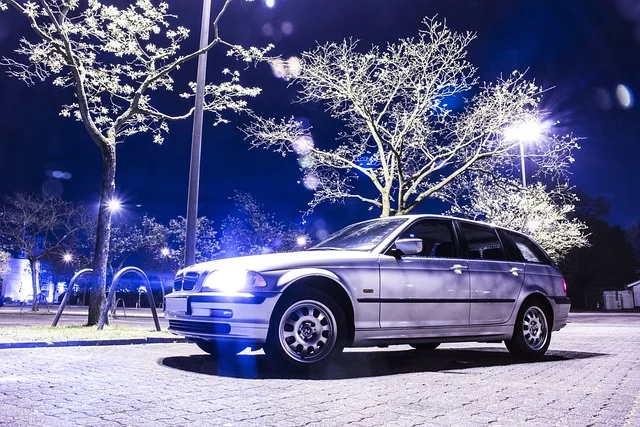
194;339;242;358
264;289;346;369
505;300;551;358
410;343;440;351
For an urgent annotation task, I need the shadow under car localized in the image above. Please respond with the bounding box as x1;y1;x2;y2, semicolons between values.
159;346;606;380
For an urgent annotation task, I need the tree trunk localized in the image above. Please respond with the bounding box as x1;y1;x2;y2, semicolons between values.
29;258;39;312
381;193;391;218
87;143;117;326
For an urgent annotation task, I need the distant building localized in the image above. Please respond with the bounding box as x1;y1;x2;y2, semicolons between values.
627;280;640;308
0;257;54;303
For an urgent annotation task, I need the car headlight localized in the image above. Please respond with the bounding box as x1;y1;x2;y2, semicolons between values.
200;270;267;292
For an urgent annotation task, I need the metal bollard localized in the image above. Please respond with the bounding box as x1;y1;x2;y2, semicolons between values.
97;267;160;331
51;269;93;327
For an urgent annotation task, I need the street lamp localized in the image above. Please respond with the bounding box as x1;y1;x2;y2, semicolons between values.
185;0;213;267
62;253;73;264
161;247;170;257
296;236;307;247
504;119;546;187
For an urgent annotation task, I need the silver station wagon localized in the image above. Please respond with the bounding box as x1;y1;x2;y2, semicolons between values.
165;215;570;369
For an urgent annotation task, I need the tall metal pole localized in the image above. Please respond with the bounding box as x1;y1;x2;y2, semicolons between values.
520;140;527;187
185;0;213;267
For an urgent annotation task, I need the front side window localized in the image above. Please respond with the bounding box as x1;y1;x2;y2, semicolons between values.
458;223;506;261
398;220;456;258
309;218;407;251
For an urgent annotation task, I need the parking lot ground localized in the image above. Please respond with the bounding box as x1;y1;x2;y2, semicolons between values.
0;312;639;426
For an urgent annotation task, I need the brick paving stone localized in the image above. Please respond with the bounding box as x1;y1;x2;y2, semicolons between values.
1;314;640;426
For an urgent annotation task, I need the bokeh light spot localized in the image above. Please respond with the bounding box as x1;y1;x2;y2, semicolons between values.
616;84;634;109
261;23;274;37
298;156;315;169
303;174;320;190
281;21;294;36
286;56;302;77
269;58;287;79
594;88;613;110
293;135;314;155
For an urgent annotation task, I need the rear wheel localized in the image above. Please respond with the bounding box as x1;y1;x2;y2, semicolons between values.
264;290;346;369
410;343;440;351
505;301;551;357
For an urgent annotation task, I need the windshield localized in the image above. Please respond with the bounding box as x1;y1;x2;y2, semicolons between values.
309;218;408;251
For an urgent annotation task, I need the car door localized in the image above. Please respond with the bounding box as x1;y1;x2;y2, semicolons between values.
379;219;470;328
457;222;525;325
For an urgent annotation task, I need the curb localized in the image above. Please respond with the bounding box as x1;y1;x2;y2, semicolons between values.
0;337;188;350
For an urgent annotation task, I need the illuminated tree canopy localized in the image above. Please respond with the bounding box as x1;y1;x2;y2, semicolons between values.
245;18;579;216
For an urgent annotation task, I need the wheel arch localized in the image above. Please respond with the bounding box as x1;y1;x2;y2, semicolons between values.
519;292;555;327
273;272;356;346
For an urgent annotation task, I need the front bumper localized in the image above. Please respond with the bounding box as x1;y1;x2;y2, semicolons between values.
164;291;281;344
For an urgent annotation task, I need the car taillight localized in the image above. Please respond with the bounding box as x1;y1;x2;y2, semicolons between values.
562;277;567;295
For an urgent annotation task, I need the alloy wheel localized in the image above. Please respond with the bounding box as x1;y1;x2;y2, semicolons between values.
278;300;337;364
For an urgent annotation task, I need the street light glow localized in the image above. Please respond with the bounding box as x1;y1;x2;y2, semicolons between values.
161;247;170;257
265;0;275;8
504;118;549;187
62;253;73;263
107;198;122;212
504;119;546;143
296;236;307;247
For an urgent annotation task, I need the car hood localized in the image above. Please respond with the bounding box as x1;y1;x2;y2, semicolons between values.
182;250;379;273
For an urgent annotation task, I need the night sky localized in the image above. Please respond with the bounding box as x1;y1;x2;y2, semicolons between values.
0;0;639;234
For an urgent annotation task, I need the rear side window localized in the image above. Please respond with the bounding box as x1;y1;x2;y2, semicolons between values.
399;220;456;258
458;222;506;261
506;231;550;264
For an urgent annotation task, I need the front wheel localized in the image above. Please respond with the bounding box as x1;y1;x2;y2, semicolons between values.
505;302;551;357
264;290;346;369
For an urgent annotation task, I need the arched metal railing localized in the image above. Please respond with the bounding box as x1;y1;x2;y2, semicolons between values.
97;267;161;331
51;268;93;327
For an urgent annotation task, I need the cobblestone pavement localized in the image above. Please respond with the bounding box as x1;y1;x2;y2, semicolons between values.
1;314;639;426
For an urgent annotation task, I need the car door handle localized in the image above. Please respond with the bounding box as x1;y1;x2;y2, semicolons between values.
509;267;523;276
449;264;468;274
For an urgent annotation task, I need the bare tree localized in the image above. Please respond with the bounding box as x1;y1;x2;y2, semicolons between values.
0;0;270;324
107;216;166;275
440;176;589;262
220;191;309;257
0;193;85;311
166;216;219;269
244;18;579;216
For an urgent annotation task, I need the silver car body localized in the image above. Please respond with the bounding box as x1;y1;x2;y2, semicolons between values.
165;215;570;348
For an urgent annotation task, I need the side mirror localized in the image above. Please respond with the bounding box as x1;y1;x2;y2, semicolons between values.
392;238;423;257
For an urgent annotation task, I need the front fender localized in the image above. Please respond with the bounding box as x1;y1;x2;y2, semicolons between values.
276;268;346;290
273;266;381;331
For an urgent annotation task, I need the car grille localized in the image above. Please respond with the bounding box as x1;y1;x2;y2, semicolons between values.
168;320;231;335
173;272;200;291
173;275;182;291
183;272;199;290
